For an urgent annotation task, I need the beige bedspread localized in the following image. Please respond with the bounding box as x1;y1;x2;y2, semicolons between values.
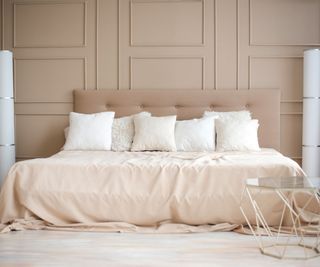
0;149;306;233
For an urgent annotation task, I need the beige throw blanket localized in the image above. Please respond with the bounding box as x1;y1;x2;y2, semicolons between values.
0;149;306;233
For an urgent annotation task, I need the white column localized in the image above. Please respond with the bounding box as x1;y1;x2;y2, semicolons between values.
0;50;15;185
303;49;320;176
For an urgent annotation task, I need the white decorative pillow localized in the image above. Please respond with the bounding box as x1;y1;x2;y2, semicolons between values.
64;127;69;139
112;112;151;151
131;116;177;151
175;117;215;151
203;110;251;122
215;119;260;152
63;112;115;150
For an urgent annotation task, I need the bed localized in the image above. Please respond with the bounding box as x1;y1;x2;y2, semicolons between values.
0;89;306;233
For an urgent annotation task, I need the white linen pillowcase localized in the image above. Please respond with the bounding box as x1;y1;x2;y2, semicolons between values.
63;111;115;151
203;110;251;122
215;119;260;152
175;117;215;152
131;115;177;151
111;112;151;151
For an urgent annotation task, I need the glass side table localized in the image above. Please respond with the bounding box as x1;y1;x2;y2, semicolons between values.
240;176;320;260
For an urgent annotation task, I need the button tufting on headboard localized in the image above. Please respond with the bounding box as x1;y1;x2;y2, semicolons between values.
74;89;280;150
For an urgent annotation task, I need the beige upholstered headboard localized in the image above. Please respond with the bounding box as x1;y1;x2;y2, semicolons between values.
74;89;280;150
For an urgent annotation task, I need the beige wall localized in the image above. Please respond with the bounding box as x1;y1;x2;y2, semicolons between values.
2;0;320;164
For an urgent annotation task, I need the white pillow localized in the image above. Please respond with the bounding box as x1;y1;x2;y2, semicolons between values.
131;115;177;151
203;110;251;122
112;112;151;151
64;112;151;151
175;117;215;151
215;119;260;152
63;112;115;150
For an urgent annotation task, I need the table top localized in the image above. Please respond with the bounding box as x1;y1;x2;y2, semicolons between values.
246;177;320;190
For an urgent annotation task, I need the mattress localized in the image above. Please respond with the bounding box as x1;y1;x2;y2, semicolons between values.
0;149;305;233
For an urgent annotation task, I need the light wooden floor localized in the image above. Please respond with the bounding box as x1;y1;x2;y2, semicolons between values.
0;230;319;266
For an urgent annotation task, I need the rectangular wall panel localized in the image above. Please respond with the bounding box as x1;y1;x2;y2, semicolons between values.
15;58;86;103
216;0;237;88
130;57;204;90
250;57;303;101
250;0;320;45
280;115;302;158
14;2;86;47
131;0;204;46
16;115;68;158
97;0;118;89
1;0;311;164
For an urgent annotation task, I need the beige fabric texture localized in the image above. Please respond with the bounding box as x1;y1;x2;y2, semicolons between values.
0;149;306;233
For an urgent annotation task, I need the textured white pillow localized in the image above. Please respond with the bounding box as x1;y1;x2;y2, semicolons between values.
112;112;151;151
175;117;215;151
131;115;177;151
64;112;151;151
63;112;115;150
215;119;260;151
204;110;251;122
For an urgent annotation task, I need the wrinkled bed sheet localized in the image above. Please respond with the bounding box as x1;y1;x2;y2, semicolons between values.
0;149;309;233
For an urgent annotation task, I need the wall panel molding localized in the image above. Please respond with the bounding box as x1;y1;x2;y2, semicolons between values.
249;0;320;46
215;0;238;89
129;56;205;90
13;1;87;48
129;0;205;47
249;55;303;102
14;57;87;103
2;0;309;161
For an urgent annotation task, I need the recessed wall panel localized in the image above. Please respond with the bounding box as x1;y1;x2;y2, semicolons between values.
131;0;203;46
250;0;320;45
280;115;302;158
15;58;85;102
16;115;68;158
216;0;237;88
250;57;303;101
14;2;86;47
1;0;311;164
131;57;204;89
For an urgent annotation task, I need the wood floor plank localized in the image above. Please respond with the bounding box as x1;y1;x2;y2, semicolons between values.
0;231;319;266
